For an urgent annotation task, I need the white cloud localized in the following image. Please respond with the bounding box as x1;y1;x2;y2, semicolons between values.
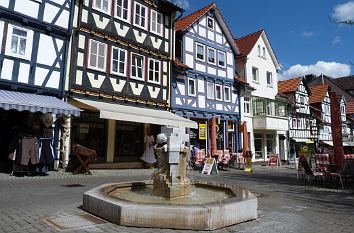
332;1;354;21
280;61;351;80
173;0;190;10
332;36;341;45
302;31;314;37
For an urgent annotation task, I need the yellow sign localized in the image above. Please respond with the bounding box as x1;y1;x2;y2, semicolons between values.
199;124;207;140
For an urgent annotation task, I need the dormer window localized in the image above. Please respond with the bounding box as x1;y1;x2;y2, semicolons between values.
207;16;214;30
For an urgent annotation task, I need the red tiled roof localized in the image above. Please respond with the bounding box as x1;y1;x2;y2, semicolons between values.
347;101;354;114
234;30;263;56
173;59;190;69
278;77;303;94
309;84;329;104
175;3;216;32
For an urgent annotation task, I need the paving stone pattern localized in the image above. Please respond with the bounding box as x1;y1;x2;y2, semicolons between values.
0;167;353;233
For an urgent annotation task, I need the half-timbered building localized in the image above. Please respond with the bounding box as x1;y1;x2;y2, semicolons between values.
309;84;332;146
66;0;194;167
278;77;317;157
171;3;240;154
235;29;289;162
0;0;80;172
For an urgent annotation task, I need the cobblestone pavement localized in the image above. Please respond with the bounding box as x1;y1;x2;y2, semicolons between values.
0;166;354;233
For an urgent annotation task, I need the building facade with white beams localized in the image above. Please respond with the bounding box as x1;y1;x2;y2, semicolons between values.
236;29;289;162
172;3;241;154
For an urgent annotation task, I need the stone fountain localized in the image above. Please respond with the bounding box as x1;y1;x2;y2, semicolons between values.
83;126;258;230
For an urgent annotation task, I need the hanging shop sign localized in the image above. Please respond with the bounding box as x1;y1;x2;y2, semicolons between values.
199;124;207;140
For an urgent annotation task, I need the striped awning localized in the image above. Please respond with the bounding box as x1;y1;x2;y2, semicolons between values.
0;90;81;116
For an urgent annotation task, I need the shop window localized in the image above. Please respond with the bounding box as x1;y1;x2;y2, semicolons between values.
71;112;106;161
115;121;143;160
266;134;274;156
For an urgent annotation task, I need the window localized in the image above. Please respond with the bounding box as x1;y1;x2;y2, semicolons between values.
258;45;261;56
94;0;110;13
188;78;196;96
244;97;251;114
254;134;263;160
292;119;297;129
278;105;286;117
266;134;274;155
6;25;33;60
207;82;214;99
215;84;222;101
266;72;272;86
224;86;231;102
207;16;214;30
207;47;216;64
300;96;305;105
116;0;129;21
151;10;163;35
252;67;259;82
297;119;301;128
111;47;126;75
218;51;225;67
148;58;160;83
196;43;205;61
134;2;147;29
266;102;273;115
131;53;144;80
88;40;107;71
263;47;266;59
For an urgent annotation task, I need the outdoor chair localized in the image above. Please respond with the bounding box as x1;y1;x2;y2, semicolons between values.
298;155;324;185
314;154;331;173
220;150;231;170
235;153;245;169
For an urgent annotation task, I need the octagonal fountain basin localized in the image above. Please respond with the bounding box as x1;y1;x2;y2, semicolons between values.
83;181;258;231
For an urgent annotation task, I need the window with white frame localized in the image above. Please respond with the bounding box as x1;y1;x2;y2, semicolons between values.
111;47;126;76
244;97;251;114
196;43;205;61
207;16;214;30
218;51;225;67
131;53;144;79
88;39;107;71
207;82;214;99
258;45;261;56
134;2;147;29
6;25;33;59
116;0;129;21
188;78;196;97
224;86;231;102
252;67;258;82
266;71;272;86
151;10;163;36
215;84;222;101
297;119;301;128
207;47;216;64
148;58;160;83
292;119;297;129
94;0;110;13
266;102;273;115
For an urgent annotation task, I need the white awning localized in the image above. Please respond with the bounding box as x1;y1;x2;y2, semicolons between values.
292;138;312;143
321;141;334;147
72;98;198;129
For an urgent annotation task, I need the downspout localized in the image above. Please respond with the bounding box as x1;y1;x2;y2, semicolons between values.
169;9;184;110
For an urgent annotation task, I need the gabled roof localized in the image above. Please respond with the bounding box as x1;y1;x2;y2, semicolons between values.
234;30;263;56
332;75;354;91
175;3;215;32
175;3;239;55
347;101;354;114
234;29;281;70
278;77;303;94
309;84;330;104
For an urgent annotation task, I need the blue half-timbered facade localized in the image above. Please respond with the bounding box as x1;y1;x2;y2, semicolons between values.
172;3;240;152
0;0;80;172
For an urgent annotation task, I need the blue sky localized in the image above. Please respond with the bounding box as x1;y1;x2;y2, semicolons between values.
174;0;354;79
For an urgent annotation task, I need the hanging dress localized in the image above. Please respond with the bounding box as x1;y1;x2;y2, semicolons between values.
140;135;157;164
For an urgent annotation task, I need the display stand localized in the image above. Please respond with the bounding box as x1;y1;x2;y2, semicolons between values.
202;158;218;175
